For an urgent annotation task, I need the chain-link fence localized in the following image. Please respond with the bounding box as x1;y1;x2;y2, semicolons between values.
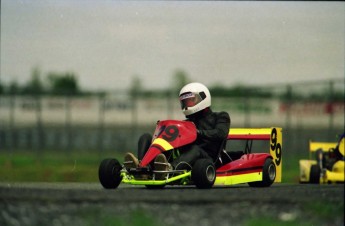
0;79;344;153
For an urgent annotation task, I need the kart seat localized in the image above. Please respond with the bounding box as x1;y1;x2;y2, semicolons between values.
215;139;232;168
214;139;245;168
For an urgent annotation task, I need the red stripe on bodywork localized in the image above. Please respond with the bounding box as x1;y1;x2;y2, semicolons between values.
227;134;271;140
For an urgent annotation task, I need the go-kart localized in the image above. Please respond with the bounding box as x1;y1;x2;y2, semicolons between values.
99;120;282;189
299;133;344;184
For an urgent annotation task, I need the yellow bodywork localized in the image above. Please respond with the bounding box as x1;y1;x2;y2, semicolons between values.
299;139;344;184
229;128;272;137
151;138;174;151
321;161;345;183
309;142;337;153
214;172;263;186
228;127;282;183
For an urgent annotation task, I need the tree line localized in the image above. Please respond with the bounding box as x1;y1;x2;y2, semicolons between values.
0;67;343;102
0;68;80;96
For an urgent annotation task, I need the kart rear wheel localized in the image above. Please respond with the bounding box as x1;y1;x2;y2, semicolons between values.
249;158;276;187
309;164;321;184
192;159;216;189
99;158;122;189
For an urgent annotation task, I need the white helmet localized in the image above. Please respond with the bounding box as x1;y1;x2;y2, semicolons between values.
179;82;211;116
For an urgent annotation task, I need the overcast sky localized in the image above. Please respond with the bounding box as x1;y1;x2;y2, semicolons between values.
1;1;344;91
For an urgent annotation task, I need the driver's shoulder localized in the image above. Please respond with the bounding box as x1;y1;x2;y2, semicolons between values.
213;111;230;118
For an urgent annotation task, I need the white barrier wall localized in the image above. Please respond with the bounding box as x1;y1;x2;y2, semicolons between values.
0;96;344;129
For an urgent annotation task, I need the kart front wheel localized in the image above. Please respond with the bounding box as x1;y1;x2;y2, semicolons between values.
309;164;321;184
99;158;122;189
249;158;276;187
192;159;216;189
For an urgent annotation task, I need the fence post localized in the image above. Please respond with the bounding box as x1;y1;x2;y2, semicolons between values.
167;89;174;119
35;94;43;153
131;94;138;150
244;97;250;127
98;94;105;153
65;95;72;152
328;81;334;141
9;94;15;153
285;85;292;131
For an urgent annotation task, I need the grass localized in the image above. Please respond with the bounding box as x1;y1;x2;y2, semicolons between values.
305;200;344;220
0;150;301;183
281;154;302;183
81;209;159;226
0;150;124;182
244;201;344;226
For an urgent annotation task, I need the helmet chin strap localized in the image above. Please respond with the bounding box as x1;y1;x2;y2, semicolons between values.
203;107;210;113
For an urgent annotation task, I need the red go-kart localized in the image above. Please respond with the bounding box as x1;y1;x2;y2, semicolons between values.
99;120;282;189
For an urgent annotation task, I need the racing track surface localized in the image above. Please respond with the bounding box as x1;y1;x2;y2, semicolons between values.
0;182;344;226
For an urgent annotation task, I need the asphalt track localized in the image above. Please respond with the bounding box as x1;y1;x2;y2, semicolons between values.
0;182;344;226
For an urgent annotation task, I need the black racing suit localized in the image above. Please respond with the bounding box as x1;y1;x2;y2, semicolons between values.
171;108;231;169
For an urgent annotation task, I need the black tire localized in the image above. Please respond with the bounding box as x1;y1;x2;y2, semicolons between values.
138;133;152;160
309;164;321;184
99;158;122;189
249;158;276;187
192;159;216;189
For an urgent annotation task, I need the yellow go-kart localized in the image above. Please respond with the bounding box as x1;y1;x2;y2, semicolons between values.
299;133;344;184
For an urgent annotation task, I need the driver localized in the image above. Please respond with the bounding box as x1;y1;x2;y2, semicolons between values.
124;82;231;174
